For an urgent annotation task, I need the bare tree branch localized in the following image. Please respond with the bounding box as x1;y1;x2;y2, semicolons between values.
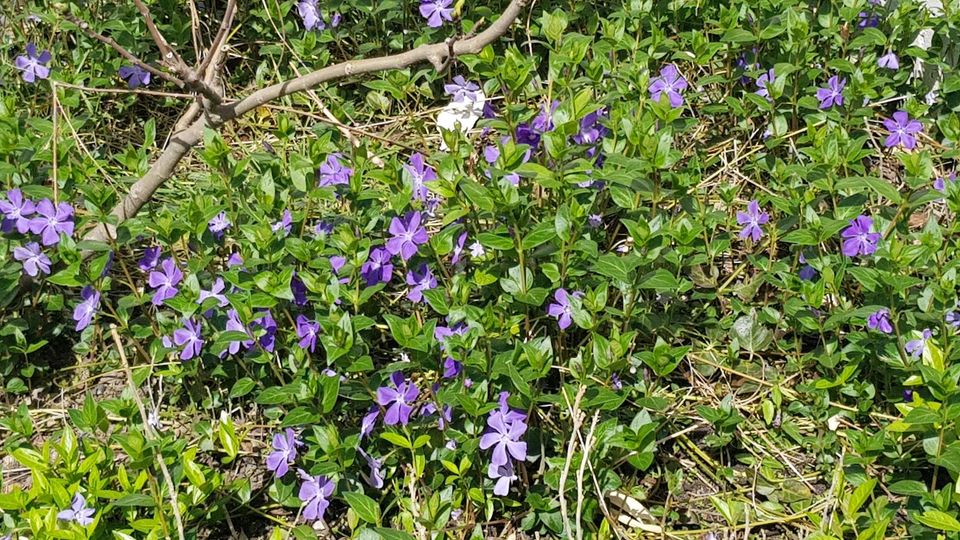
132;0;181;64
196;0;238;77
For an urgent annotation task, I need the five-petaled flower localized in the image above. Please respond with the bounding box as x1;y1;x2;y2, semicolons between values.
406;264;438;303
148;258;183;306
736;200;769;242
883;111;923;150
816;75;846;109
208;211;231;240
173;318;204;361
648;64;688;108
420;0;454;28
755;68;775;100
57;492;95;526
867;308;893;334
297;0;327;30
139;246;161;271
488;460;517;496
13;241;51;277
840;215;880;257
361;247;394;286
0;188;36;233
405;153;438;202
547;288;582;330
29;199;75;246
73;286;100;332
119;65;151;88
295;315;321;353
444;76;481;103
272;209;293;235
479;409;528;467
266;428;300;478
318;153;353;187
386;211;429;261
878;52;899;70
15;43;51;83
198;277;229;310
297;470;335;522
376;372;419;426
905;329;933;358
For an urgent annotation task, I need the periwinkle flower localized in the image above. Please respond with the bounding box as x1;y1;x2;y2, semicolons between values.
406;264;437;303
13;242;51;277
295;315;321;353
272;209;293;235
118;65;151;88
588;214;603;228
226;252;244;268
755;68;775;100
140;246;161;271
291;273;308;306
451;232;468;265
0;188;36;233
297;0;326;30
572;108;609;162
330;12;341;26
798;253;818;281
57;493;95;525
883;111;923;150
488;460;517;496
173;318;204;361
266;428;299;478
148;258;183;305
198;277;229;309
386;211;429;261
358;448;384;489
648;64;687;108
330;256;346;275
361;405;380;438
297;470;335;522
318;153;353;187
376;372;419;426
840;215;880;257
736;200;769;242
361;247;394;286
315;221;334;236
73;286;100;332
905;329;933;358
903;388;914;402
878;52;899;70
208;211;231;240
420;0;453;28
484;145;500;164
421;401;453;429
479;405;527;466
816;75;846;109
547;288;582;330
15;43;51;83
867;308;893;334
435;320;468;349
469;241;485;258
934;173;956;193
611;373;623;390
252;310;278;352
443;357;462;378
858;11;879;28
444;76;480;103
29;199;74;246
946;305;960;328
405;153;438;202
224;309;254;355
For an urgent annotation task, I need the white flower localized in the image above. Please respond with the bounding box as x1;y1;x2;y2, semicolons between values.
469;241;485;258
437;89;486;151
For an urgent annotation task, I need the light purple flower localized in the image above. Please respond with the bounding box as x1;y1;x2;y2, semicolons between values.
479;409;527;466
484;145;500;164
15;43;51;83
118;65;151;88
208;211;231;240
405;153;438;202
198;277;229;310
315;221;334;236
57;493;95;525
173;318;204;361
13;242;51;277
443;357;462;378
816;75;846;109
227;252;244;268
386;211;429;261
547;288;578;330
318;153;353;187
140;246;161;271
420;0;453;28
444;75;481;103
297;0;325;30
883;111;923;150
435;321;468;350
330;256;347;275
376;372;419;426
358;448;384;489
296;315;321;353
252;310;278;352
736;200;769;242
406;264;437;303
421;400;453;429
297;470;335;522
361;405;379;438
934;173;956;192
488;460;517;496
330;12;342;27
946;305;960;328
29;199;74;246
588;214;603;228
905;329;933;358
878;52;899;70
148;258;183;305
755;68;775;100
841;215;880;257
451;232;468;265
272;209;293;235
361;247;394;286
867;308;893;334
224;309;254;355
612;374;623;390
73;286;100;332
648;64;687;108
0;188;36;233
266;428;299;478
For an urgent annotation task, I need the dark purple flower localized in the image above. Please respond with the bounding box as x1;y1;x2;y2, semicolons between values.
118;65;151;88
386;211;429;261
420;0;453;28
330;12;341;27
488;460;517;496
648;64;687;108
361;247;394;286
878;52;899;70
572;108;609;161
291;273;308;306
13;242;51;277
73;286;100;332
318;153;353;187
547;288;579;330
532;101;559;132
296;315;321;353
515;122;542;151
867;308;893;334
148;258;183;305
451;232;468;265
315;221;334;236
736;200;769;242
905;329;933;358
443;357;462;378
15;43;51;83
444;75;480;103
858;11;879;28
29;199;74;246
0;188;36;233
883;111;923;150
272;209;292;235
946;305;960;328
611;373;623;390
227;252;244;268
266;428;299;477
361;406;379;438
100;251;115;278
358;448;384;489
479;408;527;466
224;309;254;356
57;493;95;525
140;246;162;271
406;264;437;303
376;372;419;426
798;253;818;281
297;470;335;522
841;215;880;257
816;75;846;109
405;153;437;202
173;318;204;361
252;310;278;352
903;388;914;402
298;0;325;30
208;211;231;240
755;68;775;100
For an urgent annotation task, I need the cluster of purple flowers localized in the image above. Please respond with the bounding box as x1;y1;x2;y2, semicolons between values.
479;392;528;495
297;0;341;31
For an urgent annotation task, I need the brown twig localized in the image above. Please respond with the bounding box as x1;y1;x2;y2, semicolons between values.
196;0;237;77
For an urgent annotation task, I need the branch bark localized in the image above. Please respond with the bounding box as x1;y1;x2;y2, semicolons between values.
82;0;528;244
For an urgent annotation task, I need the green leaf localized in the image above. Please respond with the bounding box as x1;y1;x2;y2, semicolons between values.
522;221;557;250
637;269;678;290
592;254;640;282
282;406;321;427
380;432;413;449
917;510;960;532
320;373;340;413
229;378;257;399
113;493;156;507
459;179;495;211
585;388;626;410
844;478;875;517
256;385;299;405
343;492;381;524
374;528;416;540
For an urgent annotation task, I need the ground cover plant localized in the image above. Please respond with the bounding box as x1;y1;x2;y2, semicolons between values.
2;0;960;538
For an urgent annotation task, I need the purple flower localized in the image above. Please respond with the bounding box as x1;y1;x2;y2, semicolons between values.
330;256;347;275
469;241;485;258
140;246;161;271
148;258;183;305
404;153;438;202
330;12;341;27
291;273;308;306
755;68;775;100
572;108;609;161
224;309;254;355
867;308;893;334
73;286;100;332
444;76;480;103
421;400;453;429
611;373;623;390
0;188;36;233
297;470;335;522
484;145;500;164
443;357;462;378
266;428;299;478
406;264;437;303
934;173;956;192
464;378;473;388
361;406;380;438
946;305;960;328
208;211;231;240
878;52;899;70
296;315;321;353
905;329;933;358
57;493;95;525
29;199;74;246
318;153;353;187
420;0;453;28
118;65;151;88
547;288;579;330
798;253;818;281
532;101;558;133
227;252;244;268
816;75;846;109
736;200;769;242
903;388;914;402
198;277;229;309
858;11;879;28
252;310;278;352
272;209;293;235
588;214;603;228
13;242;51;277
361;247;394;286
358;448;384;489
488;460;517;496
173;318;204;361
315;221;334;236
841;215;880;257
648;64;687;108
386;211;429;261
376;372;419;426
479;408;527;466
297;0;326;30
451;232;468;265
15;43;51;83
883;111;923;150
435;321;468;350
